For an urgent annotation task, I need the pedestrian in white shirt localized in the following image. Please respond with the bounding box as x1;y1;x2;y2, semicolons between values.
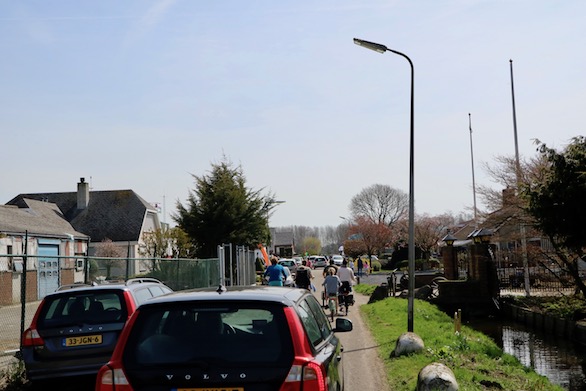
337;260;356;311
337;260;356;286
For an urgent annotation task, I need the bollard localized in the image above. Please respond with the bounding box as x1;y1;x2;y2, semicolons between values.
454;309;462;333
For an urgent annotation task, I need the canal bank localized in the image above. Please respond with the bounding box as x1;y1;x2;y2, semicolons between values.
501;300;586;345
467;315;586;390
463;300;586;390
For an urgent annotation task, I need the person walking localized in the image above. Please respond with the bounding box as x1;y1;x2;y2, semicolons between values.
357;257;363;277
294;259;313;290
264;257;287;286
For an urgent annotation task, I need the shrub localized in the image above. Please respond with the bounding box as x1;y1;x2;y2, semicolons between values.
0;359;27;391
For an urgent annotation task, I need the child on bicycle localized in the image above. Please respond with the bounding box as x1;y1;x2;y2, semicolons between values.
323;268;341;314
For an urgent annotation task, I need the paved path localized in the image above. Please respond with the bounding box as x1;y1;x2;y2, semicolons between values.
0;300;39;369
310;270;390;391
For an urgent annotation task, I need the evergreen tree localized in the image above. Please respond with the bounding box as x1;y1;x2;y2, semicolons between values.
174;158;276;258
524;136;586;296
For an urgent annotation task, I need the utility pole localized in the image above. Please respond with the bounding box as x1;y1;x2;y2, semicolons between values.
469;113;478;228
510;59;530;297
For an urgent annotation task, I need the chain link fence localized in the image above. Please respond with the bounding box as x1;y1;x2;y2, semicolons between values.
0;245;256;362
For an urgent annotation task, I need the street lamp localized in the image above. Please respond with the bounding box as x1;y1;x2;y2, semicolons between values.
442;231;458;280
267;200;286;226
442;232;457;247
469;228;492;244
353;37;416;332
267;200;286;257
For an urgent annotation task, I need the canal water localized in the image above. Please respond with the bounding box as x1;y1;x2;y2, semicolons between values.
467;317;586;390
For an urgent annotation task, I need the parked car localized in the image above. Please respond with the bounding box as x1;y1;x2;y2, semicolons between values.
278;258;298;274
310;255;328;268
96;286;353;391
282;266;295;287
21;278;172;384
332;255;345;266
261;265;294;286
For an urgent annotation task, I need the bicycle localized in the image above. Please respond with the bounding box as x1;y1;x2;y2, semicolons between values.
326;293;337;322
338;282;354;316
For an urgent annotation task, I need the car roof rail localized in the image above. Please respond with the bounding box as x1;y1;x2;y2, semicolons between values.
55;283;93;291
125;277;162;285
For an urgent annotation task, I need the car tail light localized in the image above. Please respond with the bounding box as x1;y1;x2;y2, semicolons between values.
96;365;133;391
280;307;329;390
280;361;326;391
21;328;44;347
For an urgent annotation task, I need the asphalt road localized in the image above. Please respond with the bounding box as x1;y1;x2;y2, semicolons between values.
310;269;390;391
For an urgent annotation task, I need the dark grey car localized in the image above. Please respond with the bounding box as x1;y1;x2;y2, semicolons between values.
21;278;172;386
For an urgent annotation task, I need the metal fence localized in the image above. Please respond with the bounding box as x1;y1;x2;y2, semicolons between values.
452;245;577;294
496;266;575;293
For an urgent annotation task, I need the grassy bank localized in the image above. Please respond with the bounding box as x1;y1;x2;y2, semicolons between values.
353;284;563;390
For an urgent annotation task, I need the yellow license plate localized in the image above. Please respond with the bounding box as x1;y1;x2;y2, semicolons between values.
64;334;103;347
177;388;244;391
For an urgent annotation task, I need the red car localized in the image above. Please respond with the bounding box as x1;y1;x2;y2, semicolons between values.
96;285;353;391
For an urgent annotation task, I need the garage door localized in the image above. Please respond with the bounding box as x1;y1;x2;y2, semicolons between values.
38;242;60;298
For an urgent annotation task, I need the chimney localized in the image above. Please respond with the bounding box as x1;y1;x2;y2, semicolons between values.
77;177;90;210
502;187;516;206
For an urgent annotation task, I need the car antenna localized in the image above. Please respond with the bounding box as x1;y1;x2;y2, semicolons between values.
216;285;227;294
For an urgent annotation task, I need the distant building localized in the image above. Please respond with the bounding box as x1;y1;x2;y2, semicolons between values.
2;178;162;304
0;198;89;304
270;229;294;258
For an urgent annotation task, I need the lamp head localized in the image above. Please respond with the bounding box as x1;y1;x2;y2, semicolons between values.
353;38;388;53
442;233;457;247
468;228;492;244
477;228;493;244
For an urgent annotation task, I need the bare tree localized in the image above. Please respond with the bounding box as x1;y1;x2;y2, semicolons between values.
346;217;393;269
349;184;409;227
414;213;457;261
94;238;126;279
478;154;546;213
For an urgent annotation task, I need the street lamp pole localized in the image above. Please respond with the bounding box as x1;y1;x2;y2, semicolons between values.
353;38;415;332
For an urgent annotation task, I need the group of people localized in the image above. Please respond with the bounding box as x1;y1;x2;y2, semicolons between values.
263;255;357;315
322;259;356;313
263;256;356;294
263;257;314;288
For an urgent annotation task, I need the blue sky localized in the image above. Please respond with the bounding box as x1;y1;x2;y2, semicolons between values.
1;1;584;228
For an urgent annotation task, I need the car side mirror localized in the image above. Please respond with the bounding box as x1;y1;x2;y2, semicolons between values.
333;318;353;333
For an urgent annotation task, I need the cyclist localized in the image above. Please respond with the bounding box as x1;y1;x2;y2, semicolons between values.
322;268;341;315
337;259;356;310
322;259;339;278
264;257;287;286
294;260;313;290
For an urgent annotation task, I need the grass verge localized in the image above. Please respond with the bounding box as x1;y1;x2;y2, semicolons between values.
353;284;563;390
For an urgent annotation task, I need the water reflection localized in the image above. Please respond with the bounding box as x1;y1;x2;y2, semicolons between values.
467;318;586;390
